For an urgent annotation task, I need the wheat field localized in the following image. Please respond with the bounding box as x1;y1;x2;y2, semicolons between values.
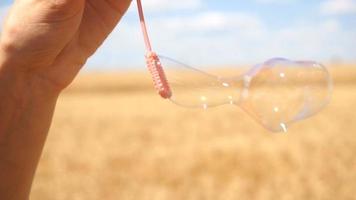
30;65;356;200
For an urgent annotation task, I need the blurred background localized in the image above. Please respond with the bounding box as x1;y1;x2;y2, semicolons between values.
1;0;356;199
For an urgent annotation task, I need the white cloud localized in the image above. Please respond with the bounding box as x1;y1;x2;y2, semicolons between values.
148;11;263;34
320;0;356;15
141;11;266;65
144;11;354;64
260;20;344;59
93;9;356;69
255;0;297;4
138;0;203;12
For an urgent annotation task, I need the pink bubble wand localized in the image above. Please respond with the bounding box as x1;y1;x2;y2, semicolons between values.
136;0;172;99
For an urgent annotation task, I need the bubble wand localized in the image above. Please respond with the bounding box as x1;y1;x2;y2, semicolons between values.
137;0;172;99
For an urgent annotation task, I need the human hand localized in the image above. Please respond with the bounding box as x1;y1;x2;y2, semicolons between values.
0;0;132;93
0;1;132;199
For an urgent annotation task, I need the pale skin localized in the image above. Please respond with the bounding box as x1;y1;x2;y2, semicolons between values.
0;0;132;199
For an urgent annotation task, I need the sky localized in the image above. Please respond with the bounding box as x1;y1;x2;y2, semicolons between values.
0;0;356;70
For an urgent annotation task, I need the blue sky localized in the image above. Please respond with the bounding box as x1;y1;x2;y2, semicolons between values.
1;0;356;70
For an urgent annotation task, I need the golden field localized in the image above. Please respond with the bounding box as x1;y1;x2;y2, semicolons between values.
30;65;356;200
